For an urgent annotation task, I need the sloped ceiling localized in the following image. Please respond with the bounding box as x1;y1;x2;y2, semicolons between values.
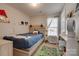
7;3;65;17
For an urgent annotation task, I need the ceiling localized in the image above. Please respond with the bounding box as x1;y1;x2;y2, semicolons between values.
7;3;65;17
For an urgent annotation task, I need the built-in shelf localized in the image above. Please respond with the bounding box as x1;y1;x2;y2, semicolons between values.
59;33;68;42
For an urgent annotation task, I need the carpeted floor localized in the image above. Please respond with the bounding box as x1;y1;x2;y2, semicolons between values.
34;45;59;56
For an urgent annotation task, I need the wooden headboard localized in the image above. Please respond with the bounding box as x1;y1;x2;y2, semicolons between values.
29;25;46;36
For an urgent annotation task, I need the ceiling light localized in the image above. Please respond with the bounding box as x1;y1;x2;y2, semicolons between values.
31;3;40;7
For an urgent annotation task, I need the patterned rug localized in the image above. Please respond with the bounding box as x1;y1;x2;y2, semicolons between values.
34;46;59;56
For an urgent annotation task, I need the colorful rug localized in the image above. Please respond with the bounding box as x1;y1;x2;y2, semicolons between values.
34;46;59;56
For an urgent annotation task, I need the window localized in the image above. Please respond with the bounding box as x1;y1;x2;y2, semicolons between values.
47;17;58;36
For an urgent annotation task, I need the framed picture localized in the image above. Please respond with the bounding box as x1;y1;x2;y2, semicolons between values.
25;22;28;25
21;21;24;25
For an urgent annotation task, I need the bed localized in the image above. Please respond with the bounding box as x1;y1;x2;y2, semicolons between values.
3;32;44;56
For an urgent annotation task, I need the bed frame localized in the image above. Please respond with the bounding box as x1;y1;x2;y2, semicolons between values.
13;37;44;56
13;25;45;56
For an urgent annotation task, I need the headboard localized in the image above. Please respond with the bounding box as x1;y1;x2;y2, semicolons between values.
29;25;46;36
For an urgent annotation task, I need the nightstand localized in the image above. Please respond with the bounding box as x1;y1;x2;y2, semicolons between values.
0;39;13;56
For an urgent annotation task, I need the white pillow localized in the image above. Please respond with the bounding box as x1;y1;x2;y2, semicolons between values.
33;31;38;34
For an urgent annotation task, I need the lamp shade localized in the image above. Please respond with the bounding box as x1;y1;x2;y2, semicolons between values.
0;10;7;18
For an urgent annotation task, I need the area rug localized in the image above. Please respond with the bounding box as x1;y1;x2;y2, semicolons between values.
34;46;59;56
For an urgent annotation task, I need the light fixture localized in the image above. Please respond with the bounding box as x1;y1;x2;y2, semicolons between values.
31;3;40;7
32;3;37;7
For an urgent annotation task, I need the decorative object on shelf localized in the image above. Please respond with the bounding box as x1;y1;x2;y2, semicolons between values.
67;10;74;18
0;9;9;23
25;22;28;25
21;21;24;25
40;24;43;27
29;25;32;27
69;11;73;17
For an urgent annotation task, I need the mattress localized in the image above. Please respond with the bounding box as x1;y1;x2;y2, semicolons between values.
3;33;44;49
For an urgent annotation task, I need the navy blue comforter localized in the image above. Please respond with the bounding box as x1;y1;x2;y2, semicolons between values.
3;33;44;49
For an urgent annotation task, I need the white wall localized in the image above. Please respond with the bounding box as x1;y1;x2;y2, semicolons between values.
0;4;30;38
30;15;47;27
